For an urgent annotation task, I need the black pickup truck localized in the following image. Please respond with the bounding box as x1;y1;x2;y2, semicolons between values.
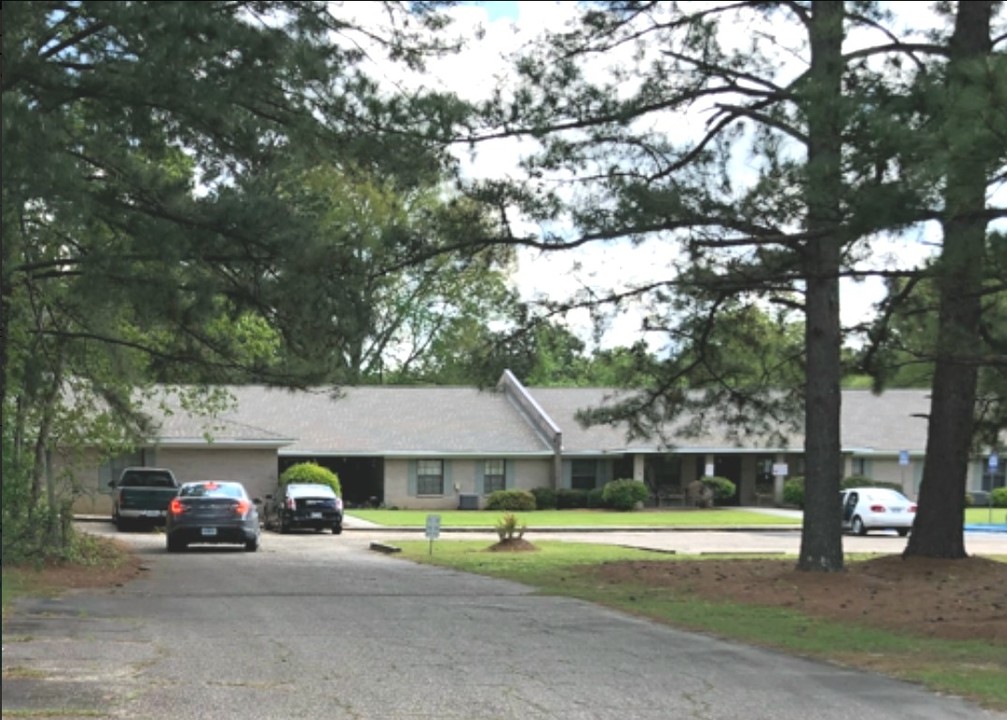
109;467;180;531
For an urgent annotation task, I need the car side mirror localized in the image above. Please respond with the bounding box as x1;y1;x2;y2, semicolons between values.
108;481;116;488
253;497;263;505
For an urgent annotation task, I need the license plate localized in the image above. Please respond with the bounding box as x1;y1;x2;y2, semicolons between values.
890;508;904;513
201;527;217;537
143;510;164;517
310;512;322;519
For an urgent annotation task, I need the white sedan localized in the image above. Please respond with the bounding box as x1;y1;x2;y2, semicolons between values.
840;487;916;536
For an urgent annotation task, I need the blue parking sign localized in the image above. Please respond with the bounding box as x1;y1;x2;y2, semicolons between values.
990;453;999;470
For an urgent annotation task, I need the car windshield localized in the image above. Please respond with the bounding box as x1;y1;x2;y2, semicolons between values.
864;490;908;503
121;471;175;488
287;483;336;498
180;482;244;499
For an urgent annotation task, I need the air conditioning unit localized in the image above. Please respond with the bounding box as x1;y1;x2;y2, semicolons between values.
458;494;480;510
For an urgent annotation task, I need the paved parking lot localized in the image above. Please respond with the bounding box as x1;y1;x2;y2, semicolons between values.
4;520;1000;720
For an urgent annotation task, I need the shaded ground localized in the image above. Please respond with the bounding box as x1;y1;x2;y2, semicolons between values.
591;554;1007;642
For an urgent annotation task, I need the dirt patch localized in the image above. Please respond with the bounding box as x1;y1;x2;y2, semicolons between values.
487;538;539;552
5;538;146;597
591;554;1007;642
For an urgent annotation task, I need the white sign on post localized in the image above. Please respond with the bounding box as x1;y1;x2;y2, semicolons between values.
425;514;441;539
704;464;715;477
772;463;788;477
425;514;441;555
990;453;999;470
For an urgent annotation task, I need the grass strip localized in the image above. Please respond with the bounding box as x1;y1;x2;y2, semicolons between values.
349;508;801;527
392;539;1007;711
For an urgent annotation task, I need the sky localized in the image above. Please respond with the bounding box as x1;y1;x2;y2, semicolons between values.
350;2;999;351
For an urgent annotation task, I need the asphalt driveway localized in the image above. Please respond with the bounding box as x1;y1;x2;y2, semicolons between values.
3;524;1004;720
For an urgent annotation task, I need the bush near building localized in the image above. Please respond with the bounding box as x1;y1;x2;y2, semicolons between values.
279;462;342;496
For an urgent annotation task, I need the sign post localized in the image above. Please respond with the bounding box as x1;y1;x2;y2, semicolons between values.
899;450;909;493
425;514;441;556
989;454;999;524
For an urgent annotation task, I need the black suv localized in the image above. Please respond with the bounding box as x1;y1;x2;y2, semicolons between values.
264;483;344;534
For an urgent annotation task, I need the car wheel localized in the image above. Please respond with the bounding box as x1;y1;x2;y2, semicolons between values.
279;518;289;534
897;528;910;537
166;535;186;552
115;515;130;532
332;524;342;535
852;516;867;536
245;537;259;552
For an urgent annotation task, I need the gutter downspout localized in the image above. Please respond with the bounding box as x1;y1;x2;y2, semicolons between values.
497;370;564;489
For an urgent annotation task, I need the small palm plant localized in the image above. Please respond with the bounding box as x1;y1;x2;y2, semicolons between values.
495;512;526;541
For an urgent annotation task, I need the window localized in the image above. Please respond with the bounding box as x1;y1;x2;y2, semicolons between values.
483;459;506;494
851;457;868;477
417;460;444;495
571;460;597;490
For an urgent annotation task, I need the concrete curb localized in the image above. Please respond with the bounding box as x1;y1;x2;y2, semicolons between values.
369;542;402;554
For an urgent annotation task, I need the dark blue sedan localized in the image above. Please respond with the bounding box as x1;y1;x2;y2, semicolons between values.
166;481;261;552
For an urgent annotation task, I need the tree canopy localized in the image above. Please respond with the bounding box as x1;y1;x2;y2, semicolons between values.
1;0;472;558
462;1;1006;567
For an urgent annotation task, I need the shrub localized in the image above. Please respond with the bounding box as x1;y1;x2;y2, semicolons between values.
530;487;557;510
279;462;341;496
485;489;536;511
782;476;805;508
992;487;1007;508
556;488;588;509
841;476;901;492
495;512;526;541
586;487;606;509
841;475;872;489
602;478;650;511
701;476;736;502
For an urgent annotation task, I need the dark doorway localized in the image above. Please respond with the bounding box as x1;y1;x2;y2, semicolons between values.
279;456;384;508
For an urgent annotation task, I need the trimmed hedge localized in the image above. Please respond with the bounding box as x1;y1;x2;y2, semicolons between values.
701;475;737;502
992;487;1007;508
841;476;901;492
782;476;805;508
530;487;557;510
279;462;341;496
785;476;908;508
602;479;650;511
556;488;588;509
485;489;537;511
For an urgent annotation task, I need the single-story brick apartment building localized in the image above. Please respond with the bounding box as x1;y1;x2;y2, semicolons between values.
67;371;1004;516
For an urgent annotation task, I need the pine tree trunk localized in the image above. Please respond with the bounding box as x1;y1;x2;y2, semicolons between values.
797;1;845;572
905;1;993;559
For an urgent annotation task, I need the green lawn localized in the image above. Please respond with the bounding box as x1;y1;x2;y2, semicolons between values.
967;507;1007;525
348;508;801;527
392;540;1007;711
349;507;1007;528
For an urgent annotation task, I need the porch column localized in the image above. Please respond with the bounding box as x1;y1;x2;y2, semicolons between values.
633;454;645;482
773;453;788;503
